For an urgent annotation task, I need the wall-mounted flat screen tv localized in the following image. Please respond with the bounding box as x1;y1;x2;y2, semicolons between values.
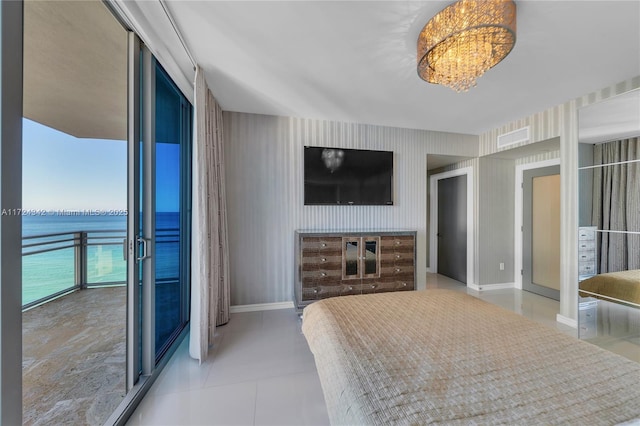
304;146;394;205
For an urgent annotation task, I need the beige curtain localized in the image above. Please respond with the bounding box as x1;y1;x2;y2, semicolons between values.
189;65;230;363
591;137;640;273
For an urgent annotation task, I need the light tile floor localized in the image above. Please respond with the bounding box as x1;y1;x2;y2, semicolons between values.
126;273;638;425
126;308;327;426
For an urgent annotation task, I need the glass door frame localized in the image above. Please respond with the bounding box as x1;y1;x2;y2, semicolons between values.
125;31;142;391
126;35;158;389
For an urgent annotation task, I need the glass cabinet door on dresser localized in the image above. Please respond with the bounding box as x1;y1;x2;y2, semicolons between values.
577;90;640;361
342;237;380;294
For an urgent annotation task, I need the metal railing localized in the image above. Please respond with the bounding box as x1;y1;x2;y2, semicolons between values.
22;228;179;311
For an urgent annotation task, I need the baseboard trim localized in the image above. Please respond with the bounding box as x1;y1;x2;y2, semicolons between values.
230;301;294;313
477;282;515;291
556;314;577;328
467;282;514;291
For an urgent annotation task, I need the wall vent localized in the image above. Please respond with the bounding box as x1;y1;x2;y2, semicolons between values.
497;126;530;148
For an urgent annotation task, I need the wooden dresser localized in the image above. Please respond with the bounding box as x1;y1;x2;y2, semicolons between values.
294;230;416;311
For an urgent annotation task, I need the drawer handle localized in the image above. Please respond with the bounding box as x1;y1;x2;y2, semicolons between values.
321;243;326;248
321;258;326;262
320;272;326;277
395;254;401;259
395;241;401;245
348;286;353;290
395;268;401;272
401;282;407;287
370;285;376;289
313;289;318;294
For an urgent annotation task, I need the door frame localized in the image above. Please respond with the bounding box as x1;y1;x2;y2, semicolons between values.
514;158;560;289
429;167;474;287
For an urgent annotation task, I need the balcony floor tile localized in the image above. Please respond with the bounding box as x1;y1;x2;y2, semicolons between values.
23;286;126;426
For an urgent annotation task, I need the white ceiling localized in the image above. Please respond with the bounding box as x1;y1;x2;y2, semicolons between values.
163;0;640;136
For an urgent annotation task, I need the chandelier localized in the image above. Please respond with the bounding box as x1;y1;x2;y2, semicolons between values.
417;0;517;92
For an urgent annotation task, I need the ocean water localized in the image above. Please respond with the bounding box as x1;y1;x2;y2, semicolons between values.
22;213;179;306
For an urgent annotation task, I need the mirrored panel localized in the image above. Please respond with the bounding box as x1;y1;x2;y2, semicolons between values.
578;136;639;359
344;240;359;277
363;238;379;276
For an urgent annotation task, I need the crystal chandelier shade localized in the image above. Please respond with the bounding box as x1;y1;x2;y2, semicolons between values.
417;0;517;92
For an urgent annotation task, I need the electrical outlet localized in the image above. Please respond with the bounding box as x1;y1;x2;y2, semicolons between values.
499;262;505;271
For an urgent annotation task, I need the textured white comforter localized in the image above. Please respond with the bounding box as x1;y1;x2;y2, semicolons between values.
302;289;640;425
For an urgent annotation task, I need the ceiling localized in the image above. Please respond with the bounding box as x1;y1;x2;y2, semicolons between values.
163;0;640;136
21;1;640;143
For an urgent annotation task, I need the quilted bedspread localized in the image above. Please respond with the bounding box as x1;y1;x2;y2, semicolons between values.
302;289;640;425
580;270;640;306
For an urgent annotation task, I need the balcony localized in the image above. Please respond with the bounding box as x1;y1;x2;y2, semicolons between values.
23;286;125;424
22;226;181;424
22;229;127;425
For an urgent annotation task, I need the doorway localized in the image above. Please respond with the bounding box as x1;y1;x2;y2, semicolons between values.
22;1;128;423
522;165;561;300
429;167;474;286
437;175;467;283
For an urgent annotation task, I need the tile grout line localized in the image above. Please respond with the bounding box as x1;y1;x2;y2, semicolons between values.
252;381;259;425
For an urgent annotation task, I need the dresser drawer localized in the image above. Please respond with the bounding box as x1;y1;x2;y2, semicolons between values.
380;251;414;266
301;284;342;301
373;278;414;293
578;263;597;276
380;236;415;249
380;265;413;276
578;228;596;241
578;240;596;251
300;254;341;269
578;250;596;262
301;268;341;280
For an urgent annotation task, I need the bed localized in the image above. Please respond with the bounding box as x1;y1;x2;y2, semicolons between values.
302;289;640;425
579;270;640;306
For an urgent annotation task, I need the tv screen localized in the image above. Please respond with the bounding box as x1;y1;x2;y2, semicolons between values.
304;146;393;205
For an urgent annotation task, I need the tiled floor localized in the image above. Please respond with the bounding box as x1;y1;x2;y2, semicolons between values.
126;273;639;425
126;308;327;426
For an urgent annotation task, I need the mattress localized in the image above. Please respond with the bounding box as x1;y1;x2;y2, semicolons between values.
302;290;640;425
580;270;640;306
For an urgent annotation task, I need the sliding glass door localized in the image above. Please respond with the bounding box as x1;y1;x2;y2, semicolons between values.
126;41;192;392
154;63;191;361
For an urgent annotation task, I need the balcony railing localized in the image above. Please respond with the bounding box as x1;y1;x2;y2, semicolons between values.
22;228;179;311
22;229;126;310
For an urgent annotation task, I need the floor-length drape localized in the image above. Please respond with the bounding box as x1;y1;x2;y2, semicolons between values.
591;137;640;273
190;65;230;363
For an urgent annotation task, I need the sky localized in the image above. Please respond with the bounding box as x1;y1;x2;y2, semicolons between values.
23;118;180;212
